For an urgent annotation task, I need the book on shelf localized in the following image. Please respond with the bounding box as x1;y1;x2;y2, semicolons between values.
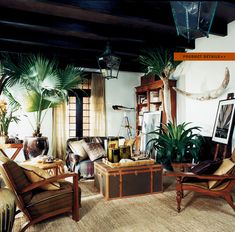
150;91;159;102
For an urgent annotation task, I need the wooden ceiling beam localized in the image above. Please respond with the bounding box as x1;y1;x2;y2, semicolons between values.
0;17;195;50
0;40;141;72
0;0;176;31
0;0;229;38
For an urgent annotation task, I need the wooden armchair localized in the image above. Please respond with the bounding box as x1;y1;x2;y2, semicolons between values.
0;159;80;232
168;154;235;213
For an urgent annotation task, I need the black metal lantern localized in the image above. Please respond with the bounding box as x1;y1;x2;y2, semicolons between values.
170;1;218;41
97;42;121;80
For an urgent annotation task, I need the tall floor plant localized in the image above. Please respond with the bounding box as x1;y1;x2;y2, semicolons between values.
4;54;85;136
138;47;182;122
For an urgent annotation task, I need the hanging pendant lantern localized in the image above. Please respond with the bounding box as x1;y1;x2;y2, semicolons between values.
97;42;121;80
170;1;218;41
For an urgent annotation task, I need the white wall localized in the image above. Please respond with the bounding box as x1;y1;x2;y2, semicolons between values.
176;20;235;148
105;71;141;137
7;71;141;160
6;21;235;158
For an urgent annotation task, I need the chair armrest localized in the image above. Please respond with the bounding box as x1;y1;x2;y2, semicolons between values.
166;171;235;181
20;172;79;193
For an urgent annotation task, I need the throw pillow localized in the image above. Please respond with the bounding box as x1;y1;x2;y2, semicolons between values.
20;164;60;190
190;159;223;175
68;140;88;161
0;152;10;163
82;142;106;161
208;158;235;189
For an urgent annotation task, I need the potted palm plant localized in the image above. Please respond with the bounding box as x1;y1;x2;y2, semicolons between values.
147;121;203;171
138;47;182;122
4;54;84;158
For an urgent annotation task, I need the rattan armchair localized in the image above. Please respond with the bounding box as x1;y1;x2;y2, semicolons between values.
0;159;80;232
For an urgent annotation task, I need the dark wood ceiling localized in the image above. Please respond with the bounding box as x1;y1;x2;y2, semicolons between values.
0;0;234;72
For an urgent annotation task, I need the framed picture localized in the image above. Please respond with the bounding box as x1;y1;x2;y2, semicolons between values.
212;98;235;144
140;111;162;152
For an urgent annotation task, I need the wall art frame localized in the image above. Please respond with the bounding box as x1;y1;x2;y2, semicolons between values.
212;98;235;144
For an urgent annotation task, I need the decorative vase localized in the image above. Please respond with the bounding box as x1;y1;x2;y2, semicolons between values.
0;135;8;145
23;136;49;159
0;188;16;232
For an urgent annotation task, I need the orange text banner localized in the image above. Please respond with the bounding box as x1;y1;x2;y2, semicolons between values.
174;52;235;61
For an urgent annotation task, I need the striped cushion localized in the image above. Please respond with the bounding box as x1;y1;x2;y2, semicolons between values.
27;182;81;218
0;152;10;163
3;160;32;204
208;158;235;189
20;164;60;190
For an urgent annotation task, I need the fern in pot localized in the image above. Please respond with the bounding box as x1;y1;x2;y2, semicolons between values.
147;121;203;171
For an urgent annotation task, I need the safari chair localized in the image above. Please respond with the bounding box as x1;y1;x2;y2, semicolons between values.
169;150;235;213
0;156;81;232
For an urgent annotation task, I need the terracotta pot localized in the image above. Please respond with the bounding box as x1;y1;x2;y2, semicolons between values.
23;136;49;159
0;188;16;232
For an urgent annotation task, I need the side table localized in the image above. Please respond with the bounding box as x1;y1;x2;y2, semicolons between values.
0;143;23;160
163;163;193;176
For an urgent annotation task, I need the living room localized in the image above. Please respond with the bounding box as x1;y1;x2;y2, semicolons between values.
0;1;235;232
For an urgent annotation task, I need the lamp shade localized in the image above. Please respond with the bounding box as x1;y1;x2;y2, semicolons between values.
170;1;218;41
97;43;121;80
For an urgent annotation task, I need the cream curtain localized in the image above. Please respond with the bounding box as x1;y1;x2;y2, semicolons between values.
90;73;106;136
52;101;68;160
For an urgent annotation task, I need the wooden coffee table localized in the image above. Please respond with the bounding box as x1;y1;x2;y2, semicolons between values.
94;161;163;200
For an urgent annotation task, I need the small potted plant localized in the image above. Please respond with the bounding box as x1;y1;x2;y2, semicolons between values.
0;98;20;144
146;121;203;171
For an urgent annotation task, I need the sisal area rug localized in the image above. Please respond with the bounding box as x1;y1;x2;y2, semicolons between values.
13;177;235;232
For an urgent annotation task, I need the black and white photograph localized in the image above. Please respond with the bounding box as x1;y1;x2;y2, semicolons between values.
212;98;235;144
140;111;162;152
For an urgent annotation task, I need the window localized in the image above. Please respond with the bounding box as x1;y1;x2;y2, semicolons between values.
67;77;91;137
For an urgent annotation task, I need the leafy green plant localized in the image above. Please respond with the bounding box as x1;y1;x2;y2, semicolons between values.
147;122;203;165
0;98;20;136
138;47;182;78
3;54;85;136
138;47;183;122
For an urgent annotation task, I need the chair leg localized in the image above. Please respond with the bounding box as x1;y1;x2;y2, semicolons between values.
176;189;182;213
176;177;183;213
20;221;33;232
72;208;79;221
224;193;235;211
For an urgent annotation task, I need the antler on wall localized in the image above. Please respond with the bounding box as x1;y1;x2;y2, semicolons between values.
173;67;230;101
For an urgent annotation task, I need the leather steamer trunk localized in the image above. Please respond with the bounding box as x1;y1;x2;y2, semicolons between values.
94;162;163;200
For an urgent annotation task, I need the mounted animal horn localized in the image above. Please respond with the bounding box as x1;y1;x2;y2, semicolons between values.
173;67;230;101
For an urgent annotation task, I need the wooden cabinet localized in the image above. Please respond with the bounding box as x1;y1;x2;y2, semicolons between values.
135;79;176;134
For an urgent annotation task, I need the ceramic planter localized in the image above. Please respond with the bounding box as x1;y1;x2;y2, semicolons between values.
23;136;49;159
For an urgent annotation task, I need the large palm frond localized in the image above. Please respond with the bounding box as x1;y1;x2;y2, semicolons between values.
138;47;182;76
59;65;85;90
